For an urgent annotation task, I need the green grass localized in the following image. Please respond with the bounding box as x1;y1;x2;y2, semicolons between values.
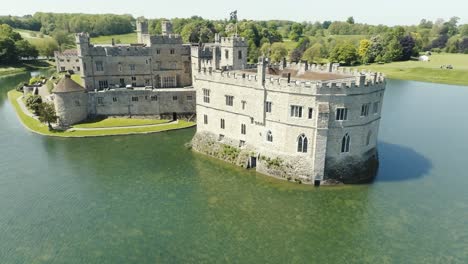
70;74;83;86
91;32;138;45
73;117;170;129
357;53;468;86
8;90;195;137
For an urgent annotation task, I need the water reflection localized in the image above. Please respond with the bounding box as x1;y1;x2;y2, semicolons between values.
376;142;432;182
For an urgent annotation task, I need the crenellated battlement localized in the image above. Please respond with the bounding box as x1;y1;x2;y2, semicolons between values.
149;34;183;45
82;45;151;57
195;64;385;95
220;36;248;47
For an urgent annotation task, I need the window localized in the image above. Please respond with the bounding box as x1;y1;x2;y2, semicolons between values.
162;76;176;88
307;108;313;119
238;50;242;59
267;131;273;142
239;140;246;147
77;67;80;72
187;95;193;101
297;134;308;153
170;49;175;55
156;49;161;55
220;119;225;129
145;79;150;86
173;96;178;101
119;64;122;72
242;100;247;110
225;50;229;59
151;95;158;101
112;97;118;102
131;76;137;87
98;80;108;89
130;64;136;71
336;108;348;121
131;76;137;81
95;61;104;71
341;133;351;153
60;67;65;71
225;95;234;106
361;103;370;117
218;134;225;141
97;97;104;104
265;101;272;113
203;89;210;103
132;97;139;102
204;114;208;124
119;78;125;87
146;59;149;65
366;130;372;146
241;124;246;135
290;105;303;118
373;102;380;114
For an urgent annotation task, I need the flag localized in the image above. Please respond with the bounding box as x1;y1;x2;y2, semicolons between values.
230;11;238;22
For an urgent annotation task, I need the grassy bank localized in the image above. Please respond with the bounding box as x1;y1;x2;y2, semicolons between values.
74;117;170;129
8;90;196;137
0;61;54;77
357;53;468;86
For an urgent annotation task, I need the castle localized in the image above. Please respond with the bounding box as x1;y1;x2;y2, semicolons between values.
190;36;385;185
51;20;196;126
50;20;386;185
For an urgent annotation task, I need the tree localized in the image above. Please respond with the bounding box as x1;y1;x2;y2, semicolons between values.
347;16;355;24
358;39;371;63
302;43;325;63
52;30;74;50
399;35;416;60
270;43;288;62
383;38;403;62
15;39;38;58
329;41;358;65
460;25;468;37
0;37;17;63
459;38;468;53
260;42;271;56
289;23;304;41
25;95;43;115
38;102;57;130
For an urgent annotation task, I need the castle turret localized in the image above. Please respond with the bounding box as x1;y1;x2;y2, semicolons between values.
162;20;173;36
52;75;88;127
220;35;248;70
137;19;149;44
75;33;90;57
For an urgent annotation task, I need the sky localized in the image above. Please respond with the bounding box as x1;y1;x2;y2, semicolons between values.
2;0;467;26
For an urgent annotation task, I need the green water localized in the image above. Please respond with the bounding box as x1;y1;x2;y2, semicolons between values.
1;72;468;263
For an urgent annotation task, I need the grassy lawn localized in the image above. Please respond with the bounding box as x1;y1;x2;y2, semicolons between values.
91;32;138;45
70;74;83;86
8;90;195;137
357;53;468;86
73;117;170;129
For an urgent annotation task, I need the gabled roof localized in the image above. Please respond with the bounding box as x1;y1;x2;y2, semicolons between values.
52;75;85;93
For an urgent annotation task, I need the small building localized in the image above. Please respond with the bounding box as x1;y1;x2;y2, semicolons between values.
54;49;81;73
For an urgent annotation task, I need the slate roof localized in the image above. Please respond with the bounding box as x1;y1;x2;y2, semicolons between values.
52;75;85;93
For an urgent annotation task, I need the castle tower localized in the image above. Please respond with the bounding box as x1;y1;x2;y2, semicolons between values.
137;19;149;44
75;33;92;90
220;35;248;70
162;20;173;36
52;75;88;127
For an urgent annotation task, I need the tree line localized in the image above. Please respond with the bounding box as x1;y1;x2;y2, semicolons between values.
0;24;38;64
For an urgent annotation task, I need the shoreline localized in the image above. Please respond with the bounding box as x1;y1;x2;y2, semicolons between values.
8;90;196;138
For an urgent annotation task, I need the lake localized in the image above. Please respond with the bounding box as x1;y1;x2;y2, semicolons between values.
1;72;467;263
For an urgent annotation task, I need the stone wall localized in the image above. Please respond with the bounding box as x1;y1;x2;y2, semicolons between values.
88;88;196;117
54;92;88;127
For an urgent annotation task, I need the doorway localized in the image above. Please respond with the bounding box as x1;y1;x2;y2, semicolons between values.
172;112;177;121
248;156;257;169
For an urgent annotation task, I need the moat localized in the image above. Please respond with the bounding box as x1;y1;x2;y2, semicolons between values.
1;71;468;263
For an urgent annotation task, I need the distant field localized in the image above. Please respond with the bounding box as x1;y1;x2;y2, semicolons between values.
14;28;54;48
357;53;468;86
91;32;138;44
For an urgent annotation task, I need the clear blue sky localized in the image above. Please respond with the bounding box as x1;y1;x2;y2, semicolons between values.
2;0;467;26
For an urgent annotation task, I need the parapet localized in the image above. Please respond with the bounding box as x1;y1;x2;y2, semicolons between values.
220;35;248;47
149;35;183;45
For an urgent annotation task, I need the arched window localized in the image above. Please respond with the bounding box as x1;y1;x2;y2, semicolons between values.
297;134;308;153
267;131;273;142
366;130;372;146
341;133;350;153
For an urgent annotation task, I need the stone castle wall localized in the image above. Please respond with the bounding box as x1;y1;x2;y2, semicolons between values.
191;56;386;184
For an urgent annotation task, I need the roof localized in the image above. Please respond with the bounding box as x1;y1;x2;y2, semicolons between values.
52;75;86;93
57;49;78;56
243;68;351;81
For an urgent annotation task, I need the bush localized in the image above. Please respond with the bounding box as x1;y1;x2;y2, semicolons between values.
25;95;43;115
